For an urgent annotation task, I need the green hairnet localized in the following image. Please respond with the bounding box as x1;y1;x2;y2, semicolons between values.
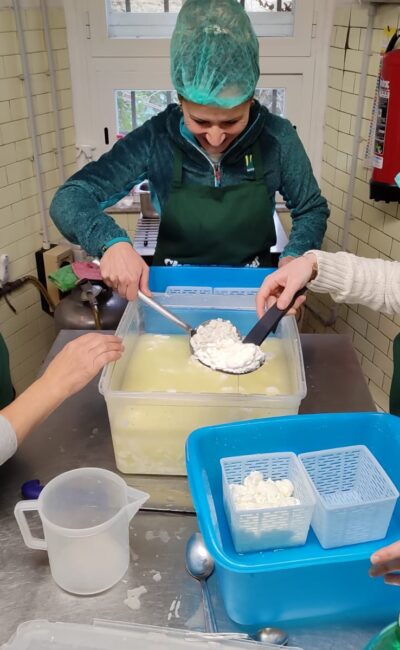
171;0;259;108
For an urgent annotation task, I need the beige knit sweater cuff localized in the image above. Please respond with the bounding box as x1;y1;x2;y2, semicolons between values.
305;250;352;296
304;249;400;315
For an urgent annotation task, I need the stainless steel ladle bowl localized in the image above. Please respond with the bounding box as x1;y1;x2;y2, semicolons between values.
137;288;305;375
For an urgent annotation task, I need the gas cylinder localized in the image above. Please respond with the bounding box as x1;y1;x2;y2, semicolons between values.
370;31;400;202
54;282;127;333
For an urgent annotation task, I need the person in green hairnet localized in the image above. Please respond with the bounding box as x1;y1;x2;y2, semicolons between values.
50;0;329;301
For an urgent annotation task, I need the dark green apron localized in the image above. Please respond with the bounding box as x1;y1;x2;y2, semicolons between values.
153;141;276;267
0;333;14;408
390;333;400;416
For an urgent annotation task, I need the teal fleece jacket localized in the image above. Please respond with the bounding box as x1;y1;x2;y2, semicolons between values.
50;101;329;260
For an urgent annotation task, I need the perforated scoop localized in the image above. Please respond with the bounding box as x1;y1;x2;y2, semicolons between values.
138;288;306;375
137;292;245;374
190;318;265;375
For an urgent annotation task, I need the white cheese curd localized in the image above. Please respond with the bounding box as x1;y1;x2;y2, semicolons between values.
230;471;300;510
190;318;265;374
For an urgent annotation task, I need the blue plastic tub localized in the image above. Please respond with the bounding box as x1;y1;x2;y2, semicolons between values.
149;265;273;293
186;412;400;627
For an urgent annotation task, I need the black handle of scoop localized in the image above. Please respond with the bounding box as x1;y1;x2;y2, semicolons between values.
243;287;307;346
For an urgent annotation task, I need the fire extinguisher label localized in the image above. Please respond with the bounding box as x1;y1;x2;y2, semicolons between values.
373;79;390;169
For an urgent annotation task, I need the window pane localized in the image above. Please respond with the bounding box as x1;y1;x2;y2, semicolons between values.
106;0;295;37
115;87;285;136
108;1;183;13
115;89;178;135
243;0;293;11
255;88;285;117
108;0;293;13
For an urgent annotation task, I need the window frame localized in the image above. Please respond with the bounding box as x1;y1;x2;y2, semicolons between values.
106;5;296;40
89;57;309;158
64;0;333;177
87;0;314;58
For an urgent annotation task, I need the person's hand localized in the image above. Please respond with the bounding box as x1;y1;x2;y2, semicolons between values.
41;333;124;400
256;254;316;318
100;242;151;301
369;541;400;586
278;255;296;268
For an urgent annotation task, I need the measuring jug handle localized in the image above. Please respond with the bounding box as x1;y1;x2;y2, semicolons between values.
14;500;47;551
126;486;150;520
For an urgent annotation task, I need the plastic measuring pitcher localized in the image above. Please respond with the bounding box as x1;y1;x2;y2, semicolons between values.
14;467;149;595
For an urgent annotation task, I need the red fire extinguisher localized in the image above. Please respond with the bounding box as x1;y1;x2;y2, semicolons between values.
370;31;400;203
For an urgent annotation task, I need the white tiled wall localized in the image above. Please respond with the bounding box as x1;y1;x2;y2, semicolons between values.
0;5;76;394
303;3;400;412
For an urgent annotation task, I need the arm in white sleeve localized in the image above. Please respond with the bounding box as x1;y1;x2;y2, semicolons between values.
0;415;18;465
307;250;400;315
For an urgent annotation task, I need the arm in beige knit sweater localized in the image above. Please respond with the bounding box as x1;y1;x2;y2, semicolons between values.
309;250;400;314
256;250;400;317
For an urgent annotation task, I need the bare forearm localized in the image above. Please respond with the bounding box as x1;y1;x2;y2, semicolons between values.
1;333;123;448
1;377;66;444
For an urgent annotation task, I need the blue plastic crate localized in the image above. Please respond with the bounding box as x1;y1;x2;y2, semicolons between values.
149;265;273;293
186;412;400;627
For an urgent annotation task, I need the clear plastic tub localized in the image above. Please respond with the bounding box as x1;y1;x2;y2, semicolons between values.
99;292;306;475
221;452;315;552
1;620;303;650
298;445;399;549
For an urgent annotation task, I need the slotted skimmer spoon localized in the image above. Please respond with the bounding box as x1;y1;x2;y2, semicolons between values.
137;288;305;374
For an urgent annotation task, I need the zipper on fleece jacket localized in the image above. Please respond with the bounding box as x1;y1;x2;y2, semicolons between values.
180;113;261;189
214;164;221;187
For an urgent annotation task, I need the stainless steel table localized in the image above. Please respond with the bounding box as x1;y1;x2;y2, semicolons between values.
0;331;381;649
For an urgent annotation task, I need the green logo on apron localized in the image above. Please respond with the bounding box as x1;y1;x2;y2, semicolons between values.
245;154;254;174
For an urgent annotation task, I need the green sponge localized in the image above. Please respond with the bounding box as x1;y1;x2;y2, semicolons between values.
48;264;79;292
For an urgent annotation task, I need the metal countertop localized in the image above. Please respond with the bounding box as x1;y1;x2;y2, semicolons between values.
0;331;381;649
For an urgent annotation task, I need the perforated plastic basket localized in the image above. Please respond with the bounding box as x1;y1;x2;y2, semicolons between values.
221;452;316;553
299;445;399;549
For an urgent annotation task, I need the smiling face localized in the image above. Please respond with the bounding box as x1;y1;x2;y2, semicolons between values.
180;98;253;155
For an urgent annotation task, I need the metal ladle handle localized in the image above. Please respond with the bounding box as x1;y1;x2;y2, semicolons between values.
137;290;194;335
